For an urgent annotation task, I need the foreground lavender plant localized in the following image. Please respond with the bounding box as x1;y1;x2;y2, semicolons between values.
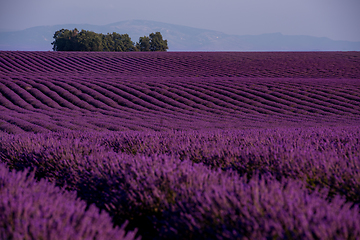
0;163;140;240
1;127;360;239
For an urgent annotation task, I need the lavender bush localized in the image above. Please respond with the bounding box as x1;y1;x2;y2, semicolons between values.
1;127;360;239
0;163;139;240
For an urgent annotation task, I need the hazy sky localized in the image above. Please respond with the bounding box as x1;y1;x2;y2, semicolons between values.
1;0;359;41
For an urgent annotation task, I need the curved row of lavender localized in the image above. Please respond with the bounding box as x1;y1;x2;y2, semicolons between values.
0;163;139;240
0;52;359;133
1;51;359;78
1;127;360;239
0;51;360;239
1;76;359;132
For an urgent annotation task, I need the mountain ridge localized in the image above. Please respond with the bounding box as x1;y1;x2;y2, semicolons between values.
1;19;359;51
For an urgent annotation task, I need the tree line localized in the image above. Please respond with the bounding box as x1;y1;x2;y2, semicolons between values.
51;28;168;52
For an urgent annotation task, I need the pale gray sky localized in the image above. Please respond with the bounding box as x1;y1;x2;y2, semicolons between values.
1;0;359;41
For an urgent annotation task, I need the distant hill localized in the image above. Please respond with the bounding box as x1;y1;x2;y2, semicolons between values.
1;20;360;51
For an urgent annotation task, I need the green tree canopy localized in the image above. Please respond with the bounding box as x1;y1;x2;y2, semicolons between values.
51;28;168;52
103;32;136;52
76;30;103;51
137;36;151;51
51;28;80;51
149;32;168;51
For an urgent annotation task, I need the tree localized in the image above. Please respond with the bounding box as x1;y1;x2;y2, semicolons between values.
137;36;150;51
52;28;105;51
113;33;136;51
136;32;168;52
102;32;137;51
102;34;115;51
76;30;103;51
149;32;168;51
52;28;167;52
51;28;80;51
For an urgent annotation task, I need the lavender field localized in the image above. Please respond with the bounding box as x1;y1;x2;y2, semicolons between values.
0;51;360;239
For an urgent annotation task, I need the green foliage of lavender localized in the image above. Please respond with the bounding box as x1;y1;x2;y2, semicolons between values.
1;126;360;239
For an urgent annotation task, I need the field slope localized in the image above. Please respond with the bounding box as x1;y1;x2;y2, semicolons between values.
1;51;360;240
0;51;359;133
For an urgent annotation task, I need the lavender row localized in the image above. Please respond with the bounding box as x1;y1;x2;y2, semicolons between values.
0;163;139;240
1;76;359;133
1;51;359;78
1;128;360;239
100;127;360;203
1;127;359;203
